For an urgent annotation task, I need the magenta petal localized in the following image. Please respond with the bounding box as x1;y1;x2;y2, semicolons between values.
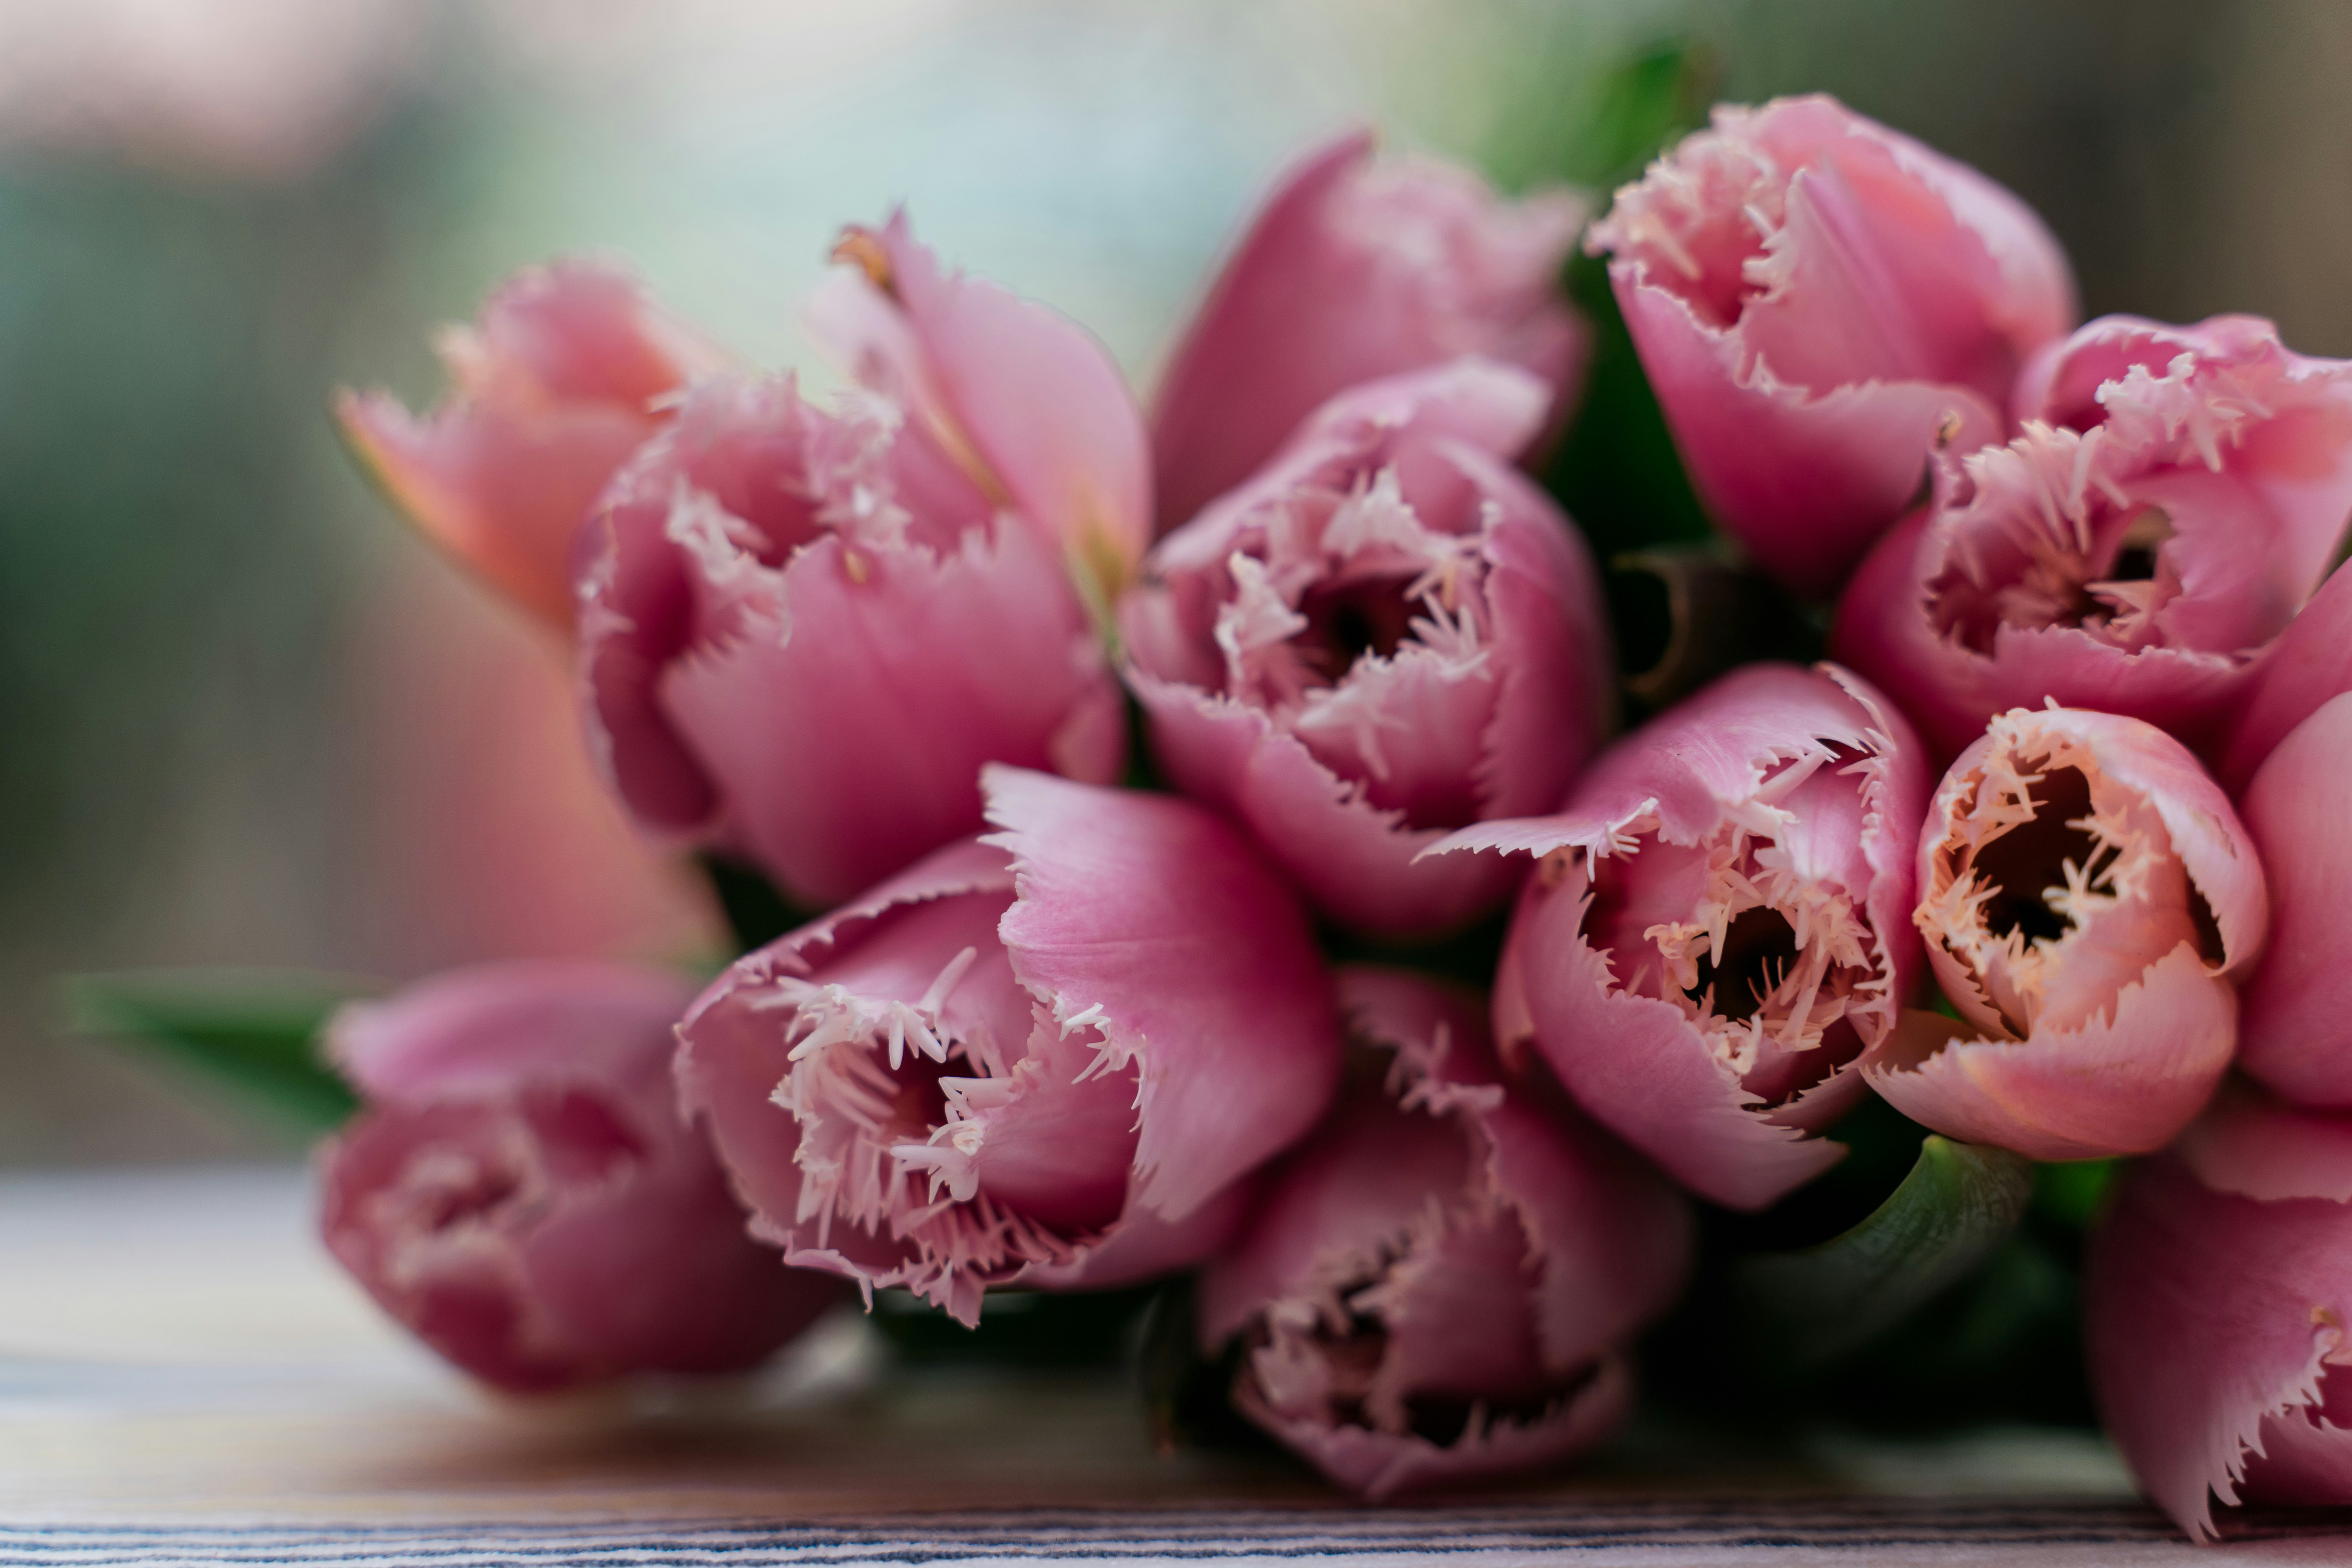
1151;130;1587;531
2237;693;2352;1106
983;766;1342;1224
2085;1096;2352;1538
809;212;1151;594
337;261;726;627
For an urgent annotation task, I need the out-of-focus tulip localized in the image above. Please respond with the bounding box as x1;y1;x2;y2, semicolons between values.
1432;664;1928;1209
1198;968;1690;1499
806;212;1151;608
1836;316;2352;761
338;261;727;628
2221;563;2352;793
1869;707;2266;1160
2234;693;2352;1106
1151;129;1588;533
676;767;1342;1327
319;961;835;1393
1123;359;1612;939
1588;94;2074;599
2085;1082;2352;1540
577;374;1124;911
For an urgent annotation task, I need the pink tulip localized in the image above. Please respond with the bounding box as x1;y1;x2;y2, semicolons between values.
1432;663;1928;1209
1151;129;1588;532
2084;1082;2352;1540
1588;94;2074;599
337;261;727;628
1835;316;2352;762
806;213;1151;608
319;961;835;1393
2234;693;2352;1107
577;373;1125;910
1869;707;2267;1160
1123;359;1613;939
675;766;1342;1327
1198;968;1690;1499
2221;562;2352;793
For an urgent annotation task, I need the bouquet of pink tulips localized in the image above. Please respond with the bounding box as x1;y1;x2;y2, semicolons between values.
154;68;2352;1539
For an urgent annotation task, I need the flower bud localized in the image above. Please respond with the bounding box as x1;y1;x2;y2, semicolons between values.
1588;94;2074;598
807;213;1150;606
1835;316;2352;760
2085;1082;2352;1540
1869;707;2266;1160
677;767;1343;1327
337;261;726;627
1124;359;1613;938
1152;129;1587;531
579;373;1124;909
1199;968;1690;1499
2234;693;2352;1106
2221;562;2352;793
319;961;835;1392
1433;663;1929;1209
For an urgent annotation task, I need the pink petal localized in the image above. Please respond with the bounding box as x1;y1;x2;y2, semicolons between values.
808;213;1151;598
1152;129;1587;530
2085;1100;2352;1539
1866;946;2237;1161
2223;564;2352;793
982;766;1342;1226
2237;692;2352;1107
336;261;726;627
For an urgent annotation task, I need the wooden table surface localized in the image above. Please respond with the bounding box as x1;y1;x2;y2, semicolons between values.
3;1165;2347;1566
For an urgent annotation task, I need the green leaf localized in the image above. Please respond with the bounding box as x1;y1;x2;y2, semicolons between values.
2033;1158;2119;1230
1735;1136;2036;1365
63;969;367;1135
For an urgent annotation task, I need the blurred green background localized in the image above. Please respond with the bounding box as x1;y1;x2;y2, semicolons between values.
1;0;2339;1163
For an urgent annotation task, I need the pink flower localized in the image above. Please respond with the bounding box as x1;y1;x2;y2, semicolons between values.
1151;129;1588;532
2220;562;2352;793
578;374;1125;910
1868;707;2267;1160
319;960;835;1393
675;766;1342;1327
1198;968;1690;1499
2084;1082;2352;1540
337;261;726;628
1432;663;1928;1210
2234;692;2352;1107
1588;94;2074;599
807;213;1151;608
1122;359;1613;939
1835;316;2352;761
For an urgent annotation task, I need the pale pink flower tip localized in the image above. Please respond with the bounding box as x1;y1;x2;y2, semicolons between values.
1869;706;2267;1161
337;260;726;627
1430;662;1930;1210
676;769;1342;1328
1198;968;1690;1499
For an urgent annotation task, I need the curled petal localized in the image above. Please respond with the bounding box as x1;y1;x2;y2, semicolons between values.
2237;693;2352;1106
2085;1091;2352;1540
1432;663;1929;1209
808;212;1150;602
2223;564;2352;793
1152;129;1587;530
337;261;726;626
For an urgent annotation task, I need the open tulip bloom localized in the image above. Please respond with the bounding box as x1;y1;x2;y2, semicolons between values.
1868;706;2267;1160
1432;663;1929;1210
314;88;2352;1532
